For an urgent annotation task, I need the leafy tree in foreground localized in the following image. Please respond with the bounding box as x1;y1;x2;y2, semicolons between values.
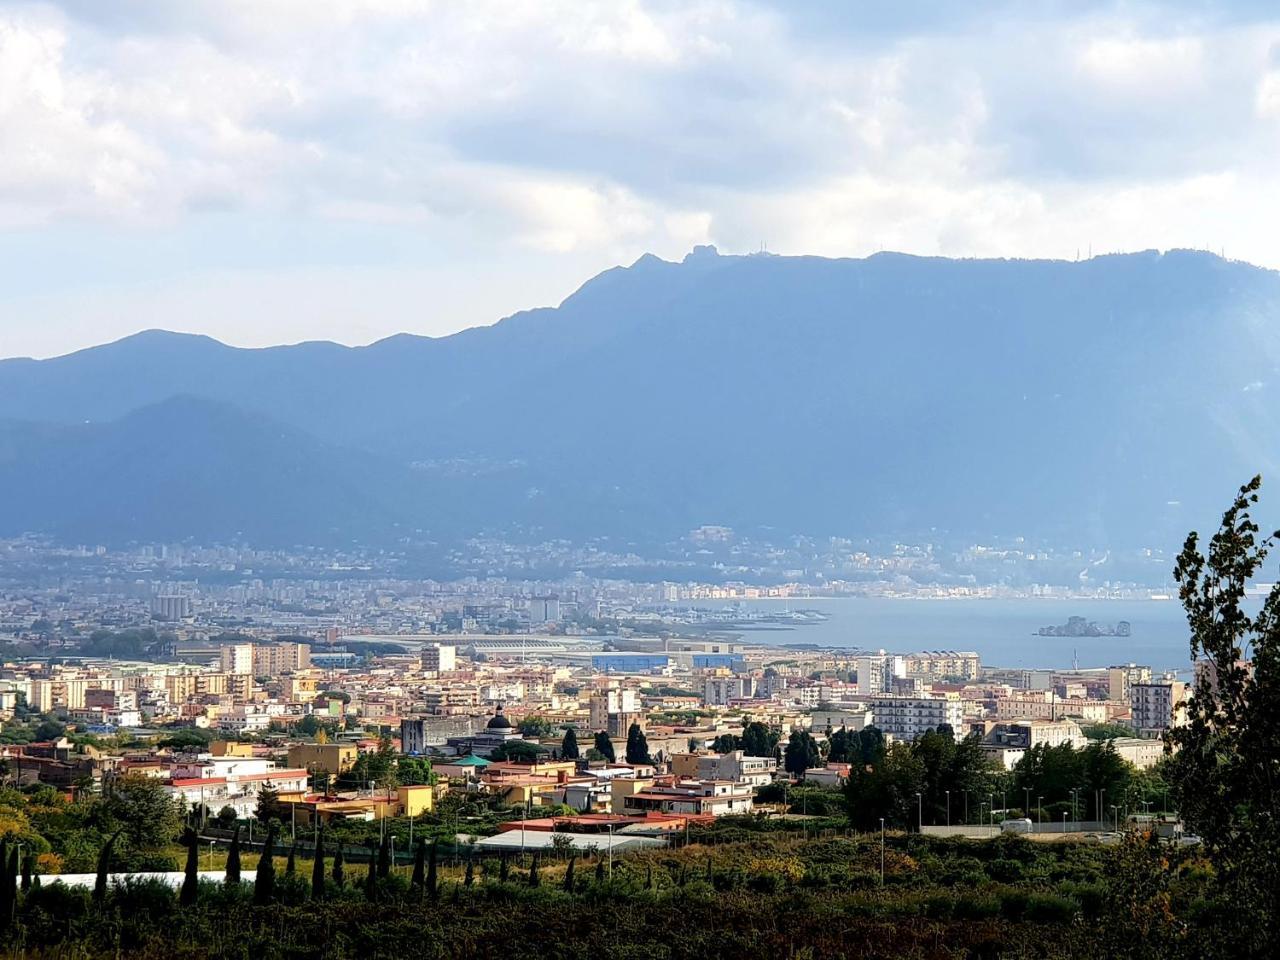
1166;476;1280;955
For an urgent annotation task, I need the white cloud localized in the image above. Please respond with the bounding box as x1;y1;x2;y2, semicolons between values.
4;0;1280;356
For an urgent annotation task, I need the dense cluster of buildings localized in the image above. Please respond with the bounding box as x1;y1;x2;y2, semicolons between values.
0;618;1197;837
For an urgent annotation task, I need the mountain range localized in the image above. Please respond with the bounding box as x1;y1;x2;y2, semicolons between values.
2;245;1278;549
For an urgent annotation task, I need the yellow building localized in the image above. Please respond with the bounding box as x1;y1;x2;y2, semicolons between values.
210;740;255;757
286;742;359;776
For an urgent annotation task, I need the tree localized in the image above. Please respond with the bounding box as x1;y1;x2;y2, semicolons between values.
593;732;616;763
562;854;576;892
225;826;242;885
845;742;926;831
410;839;425;893
742;722;780;757
427;841;439;900
363;846;377;900
625;722;651;764
528;853;540;887
285;842;297;875
255;783;283;823
517;715;555;738
331;842;345;887
105;774;181;851
488;740;546;763
711;733;740;753
179;828;199;907
1165;476;1280;953
376;835;390;879
216;805;238;827
784;730;821;777
561;727;580;760
20;852;32;892
311;831;326;900
253;826;276;906
93;830;121;905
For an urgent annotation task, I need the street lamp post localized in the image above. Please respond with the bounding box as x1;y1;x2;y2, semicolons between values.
916;792;923;833
1037;796;1043;834
1111;804;1120;833
945;790;951;828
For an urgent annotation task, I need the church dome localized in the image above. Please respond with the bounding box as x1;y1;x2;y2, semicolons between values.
487;706;512;730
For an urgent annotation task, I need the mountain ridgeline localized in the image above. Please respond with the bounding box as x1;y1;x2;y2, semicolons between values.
2;246;1278;548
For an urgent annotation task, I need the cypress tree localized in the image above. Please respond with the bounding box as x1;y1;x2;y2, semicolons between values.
596;859;605;884
706;852;714;884
498;854;509;883
646;863;653;889
225;825;242;885
426;841;438;900
593;731;616;763
253;825;276;906
180;829;200;906
463;857;474;887
0;840;10;931
363;845;377;900
625;722;651;764
20;851;33;892
528;853;540;887
376;834;391;879
332;843;345;887
561;727;580;760
562;855;576;892
285;842;297;875
410;839;425;892
93;830;121;905
311;830;326;900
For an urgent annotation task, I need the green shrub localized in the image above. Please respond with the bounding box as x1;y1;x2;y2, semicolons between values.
1025;892;1079;923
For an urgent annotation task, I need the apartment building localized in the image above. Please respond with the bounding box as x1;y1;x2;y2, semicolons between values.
1130;680;1187;735
903;651;981;681
420;643;457;675
621;778;754;817
253;642;311;675
868;696;963;741
854;653;906;696
703;676;754;706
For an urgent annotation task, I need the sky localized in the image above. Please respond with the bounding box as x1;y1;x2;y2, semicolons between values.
3;0;1280;359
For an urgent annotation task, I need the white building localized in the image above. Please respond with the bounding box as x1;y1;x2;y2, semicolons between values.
421;643;457;675
621;778;754;817
855;653;906;697
704;676;754;706
165;767;308;819
869;696;963;741
219;644;254;676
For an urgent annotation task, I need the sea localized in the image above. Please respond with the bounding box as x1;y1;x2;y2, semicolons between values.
689;597;1193;672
